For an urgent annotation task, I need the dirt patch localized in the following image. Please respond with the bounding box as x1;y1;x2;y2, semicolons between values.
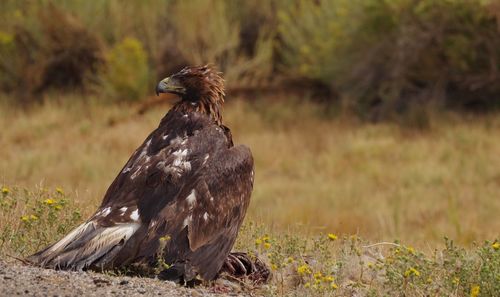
0;260;249;297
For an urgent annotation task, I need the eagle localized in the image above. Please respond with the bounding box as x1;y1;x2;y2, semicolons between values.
29;65;257;283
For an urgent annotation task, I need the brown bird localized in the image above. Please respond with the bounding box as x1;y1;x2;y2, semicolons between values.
29;65;256;283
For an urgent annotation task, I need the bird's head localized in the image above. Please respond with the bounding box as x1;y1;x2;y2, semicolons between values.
156;65;225;125
156;65;225;105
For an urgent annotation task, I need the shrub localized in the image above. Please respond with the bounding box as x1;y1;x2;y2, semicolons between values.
157;0;275;89
0;30;18;93
0;4;103;102
38;4;104;92
277;0;500;120
101;37;150;101
3;0;500;120
277;0;361;84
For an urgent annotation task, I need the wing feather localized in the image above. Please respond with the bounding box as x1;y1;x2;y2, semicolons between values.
136;142;254;280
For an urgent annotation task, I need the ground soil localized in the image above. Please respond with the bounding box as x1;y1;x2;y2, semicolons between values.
0;260;248;297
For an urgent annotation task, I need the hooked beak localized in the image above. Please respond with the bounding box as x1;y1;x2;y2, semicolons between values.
155;77;186;96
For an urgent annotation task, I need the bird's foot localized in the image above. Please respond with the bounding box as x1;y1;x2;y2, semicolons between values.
220;252;270;284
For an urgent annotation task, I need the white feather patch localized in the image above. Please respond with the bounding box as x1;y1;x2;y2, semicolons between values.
160;148;191;178
202;154;210;165
47;221;94;253
97;207;111;217
130;209;140;221
76;223;141;259
170;136;184;145
183;215;192;227
99;223;140;242
128;138;152;180
172;149;188;158
186;190;196;208
137;139;151;159
130;166;142;180
102;207;111;217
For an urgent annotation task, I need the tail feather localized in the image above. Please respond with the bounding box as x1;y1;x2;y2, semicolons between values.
28;220;140;270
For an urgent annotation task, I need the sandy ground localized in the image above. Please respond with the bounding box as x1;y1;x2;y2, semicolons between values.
0;260;248;297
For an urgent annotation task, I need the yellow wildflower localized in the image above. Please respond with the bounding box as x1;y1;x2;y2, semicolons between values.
304;282;311;288
314;279;321;285
452;277;460;285
327;233;338;241
404;267;420;277
255;238;262;245
323;275;335;282
470;285;480;297
297;264;312;275
43;198;56;205
261;234;271;243
55;187;64;194
331;283;338;289
1;187;10;194
159;235;171;242
271;264;278;270
54;205;63;211
314;272;322;280
21;215;29;222
263;242;271;249
492;242;500;250
30;215;38;221
406;246;416;255
286;257;294;263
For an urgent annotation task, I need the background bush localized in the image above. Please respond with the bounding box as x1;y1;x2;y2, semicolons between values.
0;3;103;102
1;0;499;119
101;37;150;101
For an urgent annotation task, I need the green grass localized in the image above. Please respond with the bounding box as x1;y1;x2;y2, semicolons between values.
0;96;499;295
0;185;82;256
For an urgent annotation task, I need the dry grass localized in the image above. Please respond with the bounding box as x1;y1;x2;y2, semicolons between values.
1;95;499;296
1;95;499;248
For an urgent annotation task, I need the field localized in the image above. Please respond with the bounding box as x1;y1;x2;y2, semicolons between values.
2;96;500;244
1;0;500;295
1;95;499;296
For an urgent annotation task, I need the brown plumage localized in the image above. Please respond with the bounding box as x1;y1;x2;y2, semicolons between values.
29;65;255;282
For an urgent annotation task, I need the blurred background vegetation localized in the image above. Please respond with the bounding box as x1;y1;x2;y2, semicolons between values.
1;0;500;121
1;0;500;247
